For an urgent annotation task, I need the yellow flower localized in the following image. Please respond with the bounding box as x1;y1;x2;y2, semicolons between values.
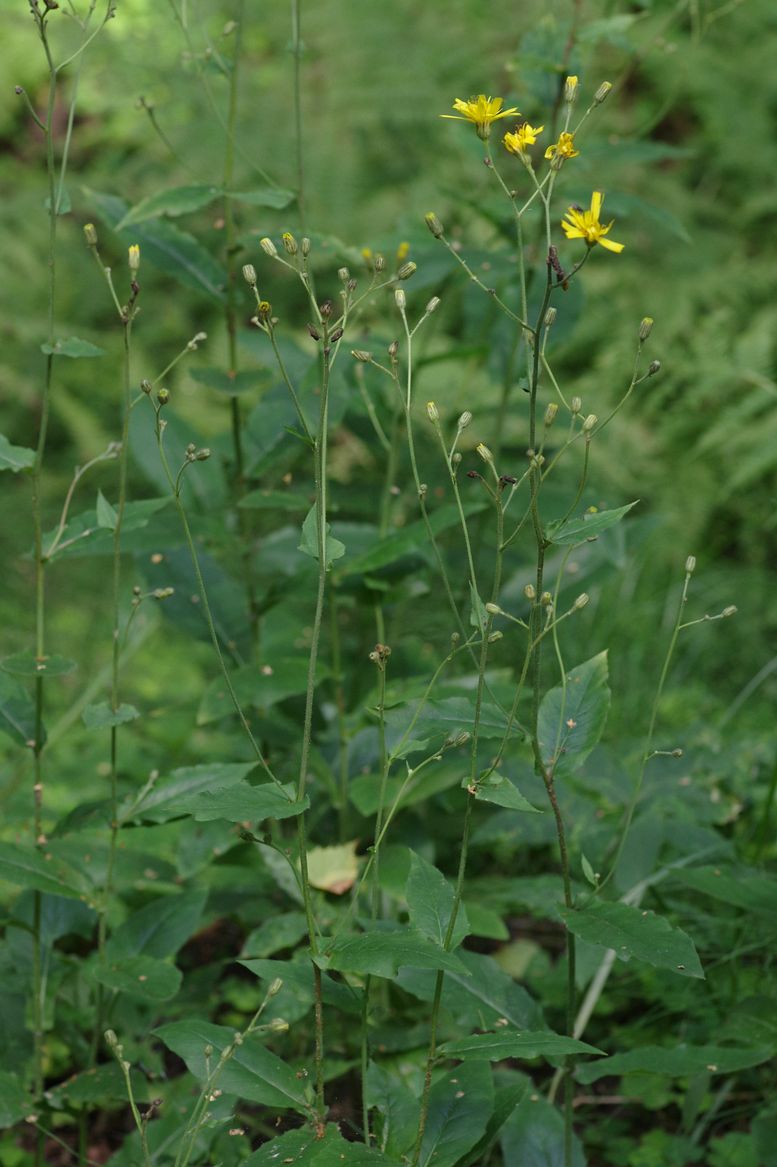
561;191;624;254
544;131;580;162
441;94;520;139
503;122;545;156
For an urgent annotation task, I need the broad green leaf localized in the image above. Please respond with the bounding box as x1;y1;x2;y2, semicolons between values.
0;434;35;473
385;696;523;761
537;652;610;779
41;496;171;561
459;1074;530;1167
366;1062;419;1159
85;187;226;301
0;842;91;901
500;1089;586;1167
107;889;207;959
546;501;638;545
299;504;346;569
82;702;140;730
90;954;182;1001
242;911;309;957
398;950;542;1031
671;866;777;918
45;1062;144;1109
406;851;469;948
239;957;362;1015
0;1071;31;1129
473;772;542;813
115;183;223;228
189;366;265;396
0;672;40;746
335;501;487;580
239;488;312;511
307;841;359;895
40;336;106;358
198;658;323;724
229;187;295;209
121;762;257;824
95;490;117;529
350;762;462;816
318;927;469;979
172;780;307;824
1;653;76;678
418;1062;494;1167
576;1043;773;1085
156;1019;312;1112
560;901;704;978
438;1030;603;1061
245;1122;393;1165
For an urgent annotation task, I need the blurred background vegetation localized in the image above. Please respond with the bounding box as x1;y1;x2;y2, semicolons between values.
1;0;775;808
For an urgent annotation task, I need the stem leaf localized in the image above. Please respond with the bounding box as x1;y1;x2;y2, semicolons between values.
537;651;610;779
0;841;91;900
560;900;704;978
546;501;638;545
299;504;346;568
317;927;469;978
418;1061;494;1167
245;1122;394;1164
438;1029;604;1061
406;850;470;949
576;1042;774;1085
472;772;542;812
0;434;36;473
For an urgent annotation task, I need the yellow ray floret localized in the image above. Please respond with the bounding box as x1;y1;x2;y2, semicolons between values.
503;122;545;156
441;94;520;138
561;191;624;254
545;131;580;161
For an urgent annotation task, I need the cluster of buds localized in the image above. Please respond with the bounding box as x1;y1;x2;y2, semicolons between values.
184;441;211;462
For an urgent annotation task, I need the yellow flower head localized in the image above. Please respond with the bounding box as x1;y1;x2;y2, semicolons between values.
503;121;545;157
544;131;580;162
441;94;520;139
561;191;624;254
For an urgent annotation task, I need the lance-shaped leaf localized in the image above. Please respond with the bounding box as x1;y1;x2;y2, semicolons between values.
438;1030;604;1061
537;651;610;778
546;501;638;545
418;1062;494;1167
560;901;704;978
317;926;469;979
576;1042;774;1085
406;851;469;948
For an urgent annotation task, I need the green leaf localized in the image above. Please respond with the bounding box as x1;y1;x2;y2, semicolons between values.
399;950;542;1031
40;336;106;358
198;658;324;724
459;1074;530;1167
671;866;777;918
438;1030;603;1061
537;651;610;779
228;187;296;209
546;501;638;545
45;1063;144;1109
245;1123;393;1165
470;583;487;632
121;762;258;824
242;911;309;958
0;843;91;901
419;1062;494;1167
44;186;72;214
0;434;36;473
168;780;307;824
41;496;171;561
1;653;77;678
473;772;541;813
239;488;312;512
406;851;469;948
500;1089;586;1167
95;490;117;530
576;1043;773;1085
0;1071;31;1129
299;505;346;569
336;500;487;579
108;889;207;959
90;954;182;1001
155;1019;312;1112
189;366;265;396
317;927;469;979
82;702;140;730
560;901;704;979
85;187;226;301
115;183;223;228
385;696;523;761
0;672;40;746
366;1062;419;1159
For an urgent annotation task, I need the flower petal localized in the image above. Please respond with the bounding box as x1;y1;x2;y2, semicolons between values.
591;191;604;218
597;236;624;253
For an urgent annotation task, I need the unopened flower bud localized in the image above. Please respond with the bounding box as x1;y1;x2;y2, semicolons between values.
582;413;597;432
351;349;372;363
540;591;553;606
373;252;386;273
268;1018;289;1033
564;75;579;103
281;232;297;255
388;340;399;359
544;306;557;328
153;587;175;599
572;592;590;610
685;555;696;574
425;296;441;315
157;387;169;406
485;602;502;615
523;583;536;601
259;237;277;257
426;401;439;422
268;977;283;997
397;261;417;280
570;398;582;416
594;81;613;105
394;288;406;311
83;222;98;246
301;237;311;257
338;266;350;284
128;244;140;272
186;442;197;455
544;403;558;427
457;410;473;430
648;359;661;376
722;605;737;617
425;212;445;239
319;299;333;320
195;448;211;461
488;630;503;642
104;1030;120;1053
639;316;654;341
242;264;257;286
347;278;358;292
476;442;493;464
329;327;344;343
256;300;272;322
140;379;152;395
307;323;321;341
452;451;462;465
